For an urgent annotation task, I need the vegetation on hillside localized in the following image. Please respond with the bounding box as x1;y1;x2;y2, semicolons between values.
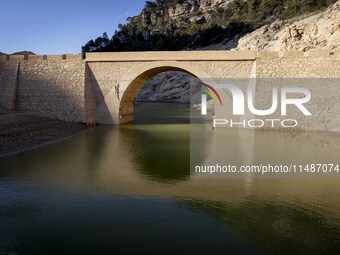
82;0;337;52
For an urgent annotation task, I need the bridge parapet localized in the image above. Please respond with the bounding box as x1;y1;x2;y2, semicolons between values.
85;51;257;62
257;50;337;59
0;54;84;61
85;50;339;62
1;51;338;62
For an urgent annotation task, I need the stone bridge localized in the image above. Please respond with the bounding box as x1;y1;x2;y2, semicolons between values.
0;50;340;131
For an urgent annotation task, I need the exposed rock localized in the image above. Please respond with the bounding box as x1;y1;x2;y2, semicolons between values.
167;0;230;19
189;15;206;24
136;71;202;104
199;0;231;12
169;2;196;18
238;0;340;51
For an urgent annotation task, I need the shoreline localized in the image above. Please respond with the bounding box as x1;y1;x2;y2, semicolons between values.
2;107;340;159
0;112;91;158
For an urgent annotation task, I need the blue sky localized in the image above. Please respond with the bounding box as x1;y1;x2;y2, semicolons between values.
0;0;146;54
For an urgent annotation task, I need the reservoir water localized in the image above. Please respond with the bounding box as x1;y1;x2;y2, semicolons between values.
1;103;340;255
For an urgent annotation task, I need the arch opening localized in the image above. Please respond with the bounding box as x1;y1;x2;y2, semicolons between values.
119;66;214;125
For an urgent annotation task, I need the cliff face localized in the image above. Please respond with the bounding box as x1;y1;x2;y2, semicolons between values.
136;71;203;104
166;0;230;18
237;1;340;51
143;0;230;23
137;0;236;43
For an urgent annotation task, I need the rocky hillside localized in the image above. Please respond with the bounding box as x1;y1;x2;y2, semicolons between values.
238;0;340;51
137;0;340;103
83;0;337;52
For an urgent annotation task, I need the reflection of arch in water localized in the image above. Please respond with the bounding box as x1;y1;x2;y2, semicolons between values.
118;125;191;183
118;61;219;124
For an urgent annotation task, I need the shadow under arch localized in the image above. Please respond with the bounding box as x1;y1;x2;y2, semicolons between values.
118;62;218;124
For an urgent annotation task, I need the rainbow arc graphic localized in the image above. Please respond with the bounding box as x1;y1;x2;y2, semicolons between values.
201;84;223;106
200;84;223;115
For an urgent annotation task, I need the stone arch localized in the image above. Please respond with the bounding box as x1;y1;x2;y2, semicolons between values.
117;61;218;124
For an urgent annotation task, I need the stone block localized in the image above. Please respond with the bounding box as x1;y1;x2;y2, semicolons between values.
66;54;84;60
47;55;63;61
307;50;330;57
9;55;25;60
0;55;7;61
28;55;44;61
334;49;340;58
281;51;304;58
258;51;280;58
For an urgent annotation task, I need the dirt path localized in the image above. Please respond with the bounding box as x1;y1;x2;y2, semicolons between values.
0;112;90;157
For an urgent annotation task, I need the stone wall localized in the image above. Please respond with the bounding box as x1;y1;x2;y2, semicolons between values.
256;51;340;78
253;51;340;132
0;58;19;110
18;58;86;123
0;54;86;122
